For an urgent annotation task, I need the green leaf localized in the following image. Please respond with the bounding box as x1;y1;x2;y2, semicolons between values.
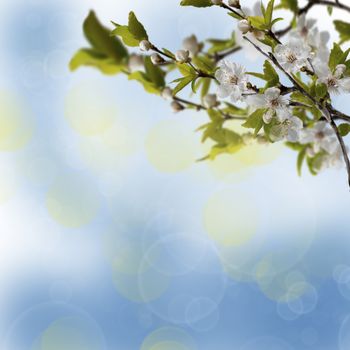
128;71;160;94
128;11;148;41
248;16;268;30
334;20;350;44
315;83;328;99
111;25;139;47
180;0;213;7
338;123;350;136
265;0;275;28
242;109;265;136
297;147;307;176
144;56;166;88
172;75;196;95
275;0;298;13
207;34;236;54
69;49;124;74
263;60;279;87
327;6;333;16
329;43;343;71
83;11;128;62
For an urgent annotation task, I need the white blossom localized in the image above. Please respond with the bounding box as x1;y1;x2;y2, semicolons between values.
175;50;190;63
314;63;350;94
215;60;249;102
323;145;346;169
247;87;291;123
270;116;303;142
300;121;338;154
274;39;312;73
289;14;330;65
183;35;201;57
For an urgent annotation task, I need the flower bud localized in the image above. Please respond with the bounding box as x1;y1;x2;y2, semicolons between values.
228;0;240;8
183;35;201;57
162;87;173;101
211;0;223;4
151;53;165;65
203;94;219;109
175;50;190;63
128;54;144;73
242;133;254;145
171;101;185;113
238;19;251;34
139;40;151;51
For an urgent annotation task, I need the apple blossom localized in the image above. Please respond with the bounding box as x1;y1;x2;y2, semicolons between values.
274;39;312;73
247;88;291;124
215;60;249;102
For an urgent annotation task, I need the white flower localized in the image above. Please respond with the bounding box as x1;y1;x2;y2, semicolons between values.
203;94;219;108
247;87;291;123
274;39;312;73
323;145;346;169
270;116;303;142
215;60;249;102
183;35;201;57
300;121;338;154
139;40;151;52
175;50;190;63
238;20;251;34
128;54;144;73
314;63;350;94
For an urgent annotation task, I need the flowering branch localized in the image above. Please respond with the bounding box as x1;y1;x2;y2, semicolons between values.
70;0;350;188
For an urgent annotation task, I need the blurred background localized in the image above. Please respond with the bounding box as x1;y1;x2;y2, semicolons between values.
1;0;350;349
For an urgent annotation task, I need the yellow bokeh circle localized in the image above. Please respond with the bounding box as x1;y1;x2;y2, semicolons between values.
65;80;116;136
145;119;199;173
141;327;196;350
0;90;33;151
204;188;258;247
46;173;100;228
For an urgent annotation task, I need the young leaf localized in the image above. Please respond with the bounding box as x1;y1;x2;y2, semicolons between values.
334;20;350;44
180;0;213;7
297;147;307;176
83;11;128;62
69;49;124;74
144;56;166;88
128;12;148;41
242;109;265;136
338;123;350;137
265;0;275;28
111;25;139;47
172;75;196;95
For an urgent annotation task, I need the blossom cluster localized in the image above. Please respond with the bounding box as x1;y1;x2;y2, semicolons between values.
71;0;350;184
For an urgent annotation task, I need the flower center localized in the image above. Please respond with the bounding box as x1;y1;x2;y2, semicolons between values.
327;77;337;87
315;131;325;140
286;53;297;63
229;75;239;85
270;98;280;108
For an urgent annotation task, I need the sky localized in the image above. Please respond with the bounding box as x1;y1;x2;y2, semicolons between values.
1;0;350;349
